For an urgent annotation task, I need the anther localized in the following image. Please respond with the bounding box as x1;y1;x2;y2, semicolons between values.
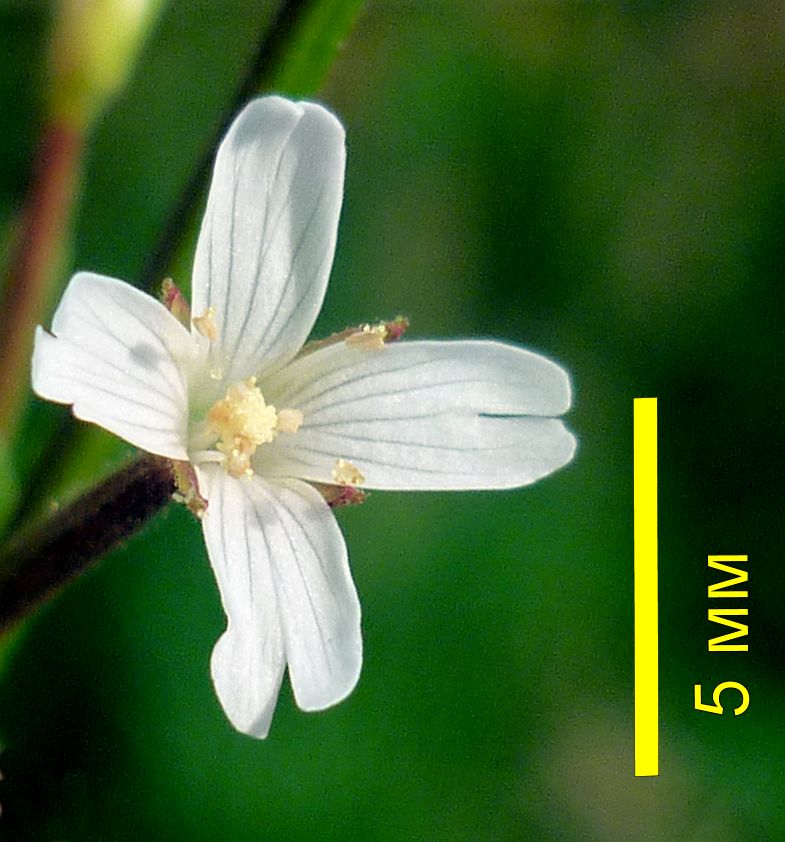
193;306;219;342
345;323;386;350
332;458;365;486
277;408;303;434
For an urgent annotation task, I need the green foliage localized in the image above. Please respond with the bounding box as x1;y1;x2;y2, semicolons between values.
1;2;784;840
0;437;19;537
268;0;366;96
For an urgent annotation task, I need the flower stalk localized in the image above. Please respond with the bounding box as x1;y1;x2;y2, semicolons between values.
0;122;83;437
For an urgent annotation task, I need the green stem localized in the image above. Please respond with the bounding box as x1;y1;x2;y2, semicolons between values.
0;455;174;634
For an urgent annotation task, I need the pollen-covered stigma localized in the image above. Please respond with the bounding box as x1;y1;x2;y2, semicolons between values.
205;377;303;478
190;307;303;478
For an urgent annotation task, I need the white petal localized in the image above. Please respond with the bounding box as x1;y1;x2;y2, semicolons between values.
262;340;576;490
192;96;345;383
198;466;286;738
32;272;195;459
198;468;361;735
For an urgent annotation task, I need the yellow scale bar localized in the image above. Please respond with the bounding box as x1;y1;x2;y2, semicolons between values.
634;398;658;776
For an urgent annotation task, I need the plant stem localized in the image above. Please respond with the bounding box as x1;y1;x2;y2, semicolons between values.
0;455;174;634
0;122;83;437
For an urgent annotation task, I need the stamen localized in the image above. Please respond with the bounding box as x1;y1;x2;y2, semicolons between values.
332;458;365;486
297;316;409;358
383;315;409;342
161;278;191;327
313;482;367;508
171;459;208;518
345;323;387;350
193;306;219;342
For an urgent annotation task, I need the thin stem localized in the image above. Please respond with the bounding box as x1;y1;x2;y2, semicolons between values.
0;455;174;633
138;0;314;293
0;122;83;437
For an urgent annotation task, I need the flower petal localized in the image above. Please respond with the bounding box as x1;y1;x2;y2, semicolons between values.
198;467;361;736
198;465;286;738
192;96;346;383
262;340;576;490
32;272;195;459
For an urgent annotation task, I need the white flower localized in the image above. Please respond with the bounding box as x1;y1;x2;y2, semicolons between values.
31;96;576;738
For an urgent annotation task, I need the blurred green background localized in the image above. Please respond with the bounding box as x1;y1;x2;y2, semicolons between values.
1;1;784;839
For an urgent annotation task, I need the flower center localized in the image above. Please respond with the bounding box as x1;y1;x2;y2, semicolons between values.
205;377;302;478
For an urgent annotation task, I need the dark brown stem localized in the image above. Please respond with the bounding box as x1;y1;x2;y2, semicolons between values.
0;455;175;633
138;0;314;294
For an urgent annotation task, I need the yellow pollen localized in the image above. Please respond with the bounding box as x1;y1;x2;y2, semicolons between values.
277;408;304;434
345;323;387;350
193;307;219;342
206;377;302;478
332;458;365;486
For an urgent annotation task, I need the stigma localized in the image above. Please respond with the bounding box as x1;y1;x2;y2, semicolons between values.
206;377;302;478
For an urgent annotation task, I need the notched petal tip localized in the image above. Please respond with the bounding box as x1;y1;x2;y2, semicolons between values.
31;272;194;461
264;339;577;491
192;95;347;382
210;631;283;739
292;650;362;713
199;470;361;736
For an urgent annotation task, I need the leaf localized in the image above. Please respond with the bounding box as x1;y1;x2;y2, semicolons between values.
0;436;19;538
268;0;366;97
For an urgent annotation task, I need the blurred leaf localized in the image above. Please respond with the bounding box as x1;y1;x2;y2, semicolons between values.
0;625;24;686
47;427;133;510
165;0;363;295
0;436;19;537
268;0;365;97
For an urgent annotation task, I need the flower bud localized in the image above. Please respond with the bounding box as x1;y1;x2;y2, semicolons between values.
48;0;164;128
